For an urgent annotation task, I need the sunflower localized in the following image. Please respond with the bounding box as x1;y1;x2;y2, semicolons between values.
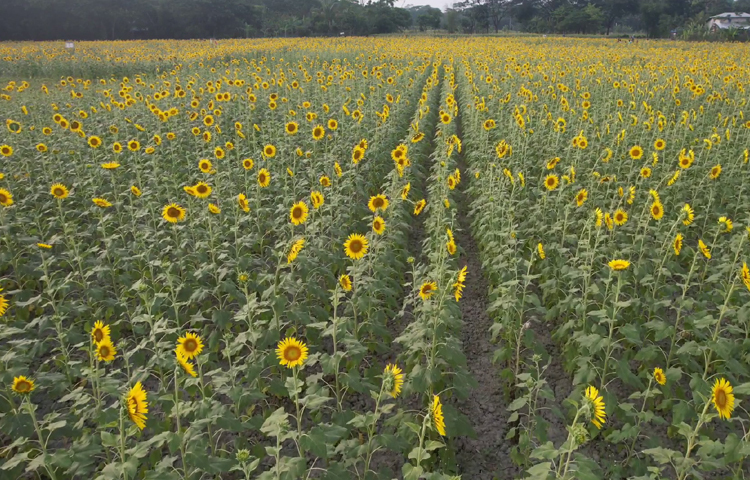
256;168;271;188
709;164;722;180
287;238;305;264
131;186;142;197
401;183;411;200
126;382;148;430
176;350;197;377
594;208;603;228
92;198;112;208
682;204;694;225
320;176;331;188
352;147;365;164
50;183;69;199
88;136;102;148
640;167;652;178
334;162;342;177
238;193;250;212
310;191;324;209
544;174;559;191
0;289;9;318
0;145;13;157
276;337;308;369
11;376;35;395
208;203;221;214
629;145;643;160
654;367;666;386
176;332;204;360
290;201;309;225
127;140;140;152
585;385;606;429
453;266;467;301
37;243;52;249
411;132;425;143
575;189;588;207
101;162;120;170
414;199;426;216
199;159;213;173
698;239;711;259
741;263;750;292
95;337;117;362
162;203;186;223
344;234;368;260
674;233;683;256
0;188;13;207
373;216;386;235
608;259;630;271
650;202;664;220
312;125;325;141
431;395;446;436
113;142;123;154
383;364;404;398
419;281;437;301
203;115;214;127
613;209;628;226
678;151;694;169
712;378;735;420
538;243;546;259
368;194;389;213
36;143;48;153
654;138;666;151
719;216;733;233
240;158;254;171
263;144;276;158
339;274;352;291
284;121;299;135
440;112;451;124
193;182;212;199
483;119;496;130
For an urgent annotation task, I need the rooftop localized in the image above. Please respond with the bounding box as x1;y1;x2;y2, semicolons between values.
709;12;750;19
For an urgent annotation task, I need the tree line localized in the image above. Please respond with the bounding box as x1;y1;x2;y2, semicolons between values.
1;0;749;41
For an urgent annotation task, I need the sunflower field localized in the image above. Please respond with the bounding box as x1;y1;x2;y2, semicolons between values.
1;37;750;480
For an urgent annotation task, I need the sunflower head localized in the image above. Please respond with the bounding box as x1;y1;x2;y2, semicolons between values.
339;274;352;292
162;203;186;223
344;234;369;260
584;385;606;429
263;144;276;158
11;376;35;395
177;332;204;360
431;395;446;436
712;378;735;420
92;320;111;343
544;174;559;191
654;367;666;386
383;364;404;398
50;183;69;199
419;281;437;301
96;337;117;362
126;381;149;430
290;201;309;226
258;169;271;188
276;337;308;369
608;259;630;271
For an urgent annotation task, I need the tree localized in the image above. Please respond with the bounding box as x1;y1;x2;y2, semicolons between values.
416;7;443;31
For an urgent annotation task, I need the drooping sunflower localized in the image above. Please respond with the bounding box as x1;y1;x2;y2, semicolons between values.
344;234;369;260
544;174;559;191
176;350;197;377
629;145;644;160
414;199;426;216
383;364;404;399
709;164;722;180
432;395;446;436
91;320;111;343
741;263;750;292
718;216;733;233
257;168;271;188
237;193;250;213
310;191;324;209
263;144;276;158
608;259;630;271
12;376;35;395
654;367;667;386
101;162;120;170
585;385;606;429
483;119;496;130
712;378;735;420
287;238;305;264
368;194;389;213
0;188;13;207
276;337;308;369
176;332;204;360
193;182;212;199
92;198;112;208
698;239;711;259
96;337;117;362
37;243;52;249
0;288;7;318
372;216;386;235
50;183;69;199
682;204;694;225
674;233;683;256
131;186;142;197
242;158;254;170
419;281;437;301
208;203;221;214
126;382;148;430
334;162;342;177
339;274;352;292
290;201;309;225
594;208;603;228
162;203;186;223
613;209;628;226
575;189;588;207
401;183;411;200
537;243;546;260
650;202;664;220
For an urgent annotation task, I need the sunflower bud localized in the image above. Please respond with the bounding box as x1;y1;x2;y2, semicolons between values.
236;449;251;463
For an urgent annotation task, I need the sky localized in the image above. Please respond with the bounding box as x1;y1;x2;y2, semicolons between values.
400;0;455;10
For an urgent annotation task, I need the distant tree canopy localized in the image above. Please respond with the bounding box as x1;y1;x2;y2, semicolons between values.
0;0;413;41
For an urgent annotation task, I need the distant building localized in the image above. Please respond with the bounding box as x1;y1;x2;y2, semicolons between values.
707;12;750;31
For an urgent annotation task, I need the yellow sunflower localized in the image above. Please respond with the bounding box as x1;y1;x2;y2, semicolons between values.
193;182;212;199
276;337;309;369
311;191;324;209
199;159;213;173
92;198;112;208
50;183;69;199
0;188;14;207
95;337;117;362
432;395;446;436
674;233;683;256
131;186;142;197
162;203;186;223
368;194;389;213
654;367;666;386
290;201;309;225
640;167;652;178
101;162;120;170
238;193;250;212
339;274;352;291
312;125;325;140
11;376;35;395
176;332;204;360
127;140;140;152
575;189;588;207
88;136;102;148
0;145;13;157
126;382;148;430
544;174;559;191
91;320;111;343
344;234;369;260
709;164;722;180
414;199;426;216
285;121;299;135
654;138;666;151
537;243;546;259
287;238;305;264
585;385;606;429
453;266;467;302
608;259;630;271
208;203;221;214
320;176;331;188
613;209;628;226
629;145;643;160
712;378;735;420
401;183;411;200
650;202;664;220
741;263;750;292
373;216;386;235
682;204;694;225
383;364;404;398
698;239;711;259
263;144;276;158
419;281;437;301
257;168;271;188
176;350;197;377
242;158;254;170
719;217;733;233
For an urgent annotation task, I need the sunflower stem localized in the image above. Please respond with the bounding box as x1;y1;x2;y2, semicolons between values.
363;381;385;478
676;395;711;480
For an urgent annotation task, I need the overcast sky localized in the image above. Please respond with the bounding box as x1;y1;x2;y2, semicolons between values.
400;0;455;10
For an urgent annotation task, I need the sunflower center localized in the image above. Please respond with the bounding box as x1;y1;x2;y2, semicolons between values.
265;148;273;155
0;193;7;203
53;188;64;196
716;390;727;407
374;220;382;229
17;380;30;392
349;240;363;253
197;185;207;194
184;339;197;353
94;330;104;342
100;345;110;357
284;346;301;361
292;207;303;219
423;285;433;294
130;397;140;414
373;198;383;208
167;207;181;218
